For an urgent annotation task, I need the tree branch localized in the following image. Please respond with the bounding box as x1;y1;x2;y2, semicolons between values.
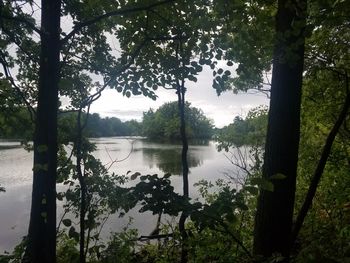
0;51;36;122
61;0;176;44
0;13;42;35
0;24;39;63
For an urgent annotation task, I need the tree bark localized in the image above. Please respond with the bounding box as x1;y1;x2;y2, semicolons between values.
253;0;307;259
24;0;61;262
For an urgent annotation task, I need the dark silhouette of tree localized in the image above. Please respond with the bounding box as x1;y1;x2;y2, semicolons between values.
24;1;61;262
253;0;307;259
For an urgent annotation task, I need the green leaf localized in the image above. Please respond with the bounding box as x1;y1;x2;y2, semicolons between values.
163;173;171;178
188;75;198;82
251;178;274;192
244;186;259;195
62;219;72;227
37;144;48;153
270;173;287;180
69;226;79;242
130;172;141;180
261;180;274;192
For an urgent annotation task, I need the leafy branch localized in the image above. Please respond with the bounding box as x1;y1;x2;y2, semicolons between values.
61;0;177;44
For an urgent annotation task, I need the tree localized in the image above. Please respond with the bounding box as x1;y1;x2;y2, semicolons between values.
142;101;213;140
23;1;61;262
252;0;307;259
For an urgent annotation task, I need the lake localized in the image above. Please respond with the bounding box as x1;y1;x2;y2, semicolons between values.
0;137;235;253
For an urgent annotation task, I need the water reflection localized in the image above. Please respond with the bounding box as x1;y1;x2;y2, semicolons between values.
0;137;231;253
142;147;203;175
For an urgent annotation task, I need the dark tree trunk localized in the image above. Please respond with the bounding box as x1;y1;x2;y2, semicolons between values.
76;108;87;263
253;0;307;259
24;1;61;262
174;40;189;263
177;84;189;263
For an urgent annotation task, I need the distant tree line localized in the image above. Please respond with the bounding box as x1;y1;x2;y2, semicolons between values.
0;102;214;140
59;112;143;138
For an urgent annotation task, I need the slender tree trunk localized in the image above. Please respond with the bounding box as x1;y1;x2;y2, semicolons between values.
253;0;307;259
25;0;61;262
76;108;87;263
174;40;189;263
178;85;189;263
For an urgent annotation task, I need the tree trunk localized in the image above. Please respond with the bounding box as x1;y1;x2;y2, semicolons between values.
24;0;61;262
76;108;87;263
178;85;189;263
253;0;307;259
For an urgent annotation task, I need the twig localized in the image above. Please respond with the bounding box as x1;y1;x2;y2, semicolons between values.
104;139;135;170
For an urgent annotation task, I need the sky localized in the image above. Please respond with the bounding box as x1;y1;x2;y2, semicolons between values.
89;66;270;128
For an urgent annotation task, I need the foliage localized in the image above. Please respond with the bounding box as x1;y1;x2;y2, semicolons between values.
60;112;142;138
0;237;26;263
131;173;186;216
56;234;79;263
142;101;213;140
287;0;350;260
211;0;275;94
98;229;138;263
215;106;268;150
292;9;350;259
0;106;33;139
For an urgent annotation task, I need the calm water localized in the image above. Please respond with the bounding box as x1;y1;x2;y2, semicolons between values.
0;137;234;252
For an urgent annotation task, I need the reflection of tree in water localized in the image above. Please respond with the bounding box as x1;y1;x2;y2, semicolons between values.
142;147;203;175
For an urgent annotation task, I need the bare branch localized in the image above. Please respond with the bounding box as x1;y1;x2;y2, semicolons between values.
104;138;136;170
137;233;174;242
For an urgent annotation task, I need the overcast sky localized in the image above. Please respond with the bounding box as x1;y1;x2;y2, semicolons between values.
89;66;270;128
